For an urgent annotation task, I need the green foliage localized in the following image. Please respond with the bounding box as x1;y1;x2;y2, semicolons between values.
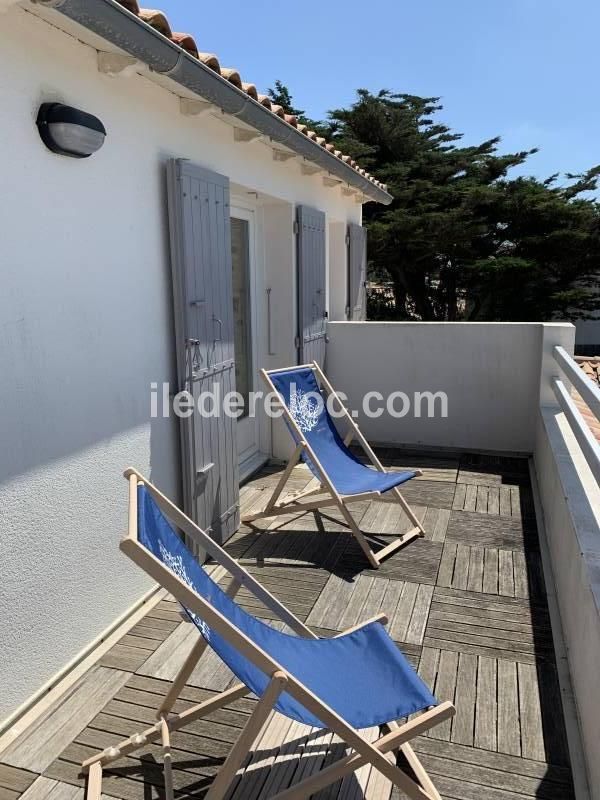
366;287;398;320
267;85;600;321
267;80;305;118
327;91;600;321
266;80;331;137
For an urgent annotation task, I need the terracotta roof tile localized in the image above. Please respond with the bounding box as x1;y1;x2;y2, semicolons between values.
138;8;171;37
220;68;242;89
170;32;198;59
112;0;386;191
198;52;221;72
108;0;387;191
575;358;600;442
119;0;140;12
242;82;258;101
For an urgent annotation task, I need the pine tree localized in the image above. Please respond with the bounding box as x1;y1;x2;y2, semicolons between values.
325;90;600;320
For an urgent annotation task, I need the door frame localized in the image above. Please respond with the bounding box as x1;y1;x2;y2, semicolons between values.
230;199;270;478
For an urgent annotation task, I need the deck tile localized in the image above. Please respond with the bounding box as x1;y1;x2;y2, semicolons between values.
3;450;576;800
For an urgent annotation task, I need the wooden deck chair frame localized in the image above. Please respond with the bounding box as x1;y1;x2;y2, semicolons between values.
242;361;426;569
82;469;454;800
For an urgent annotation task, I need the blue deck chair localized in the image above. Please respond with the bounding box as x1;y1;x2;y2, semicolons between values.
244;362;426;568
82;470;454;800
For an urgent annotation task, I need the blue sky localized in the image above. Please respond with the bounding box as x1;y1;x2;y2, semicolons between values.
157;0;599;183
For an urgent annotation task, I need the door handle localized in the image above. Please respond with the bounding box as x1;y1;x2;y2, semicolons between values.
212;316;223;342
197;462;214;476
266;287;275;355
196;462;214;491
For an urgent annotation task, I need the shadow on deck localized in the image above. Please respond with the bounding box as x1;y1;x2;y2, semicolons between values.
0;450;576;799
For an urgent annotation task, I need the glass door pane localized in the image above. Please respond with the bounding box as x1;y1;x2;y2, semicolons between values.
231;217;252;417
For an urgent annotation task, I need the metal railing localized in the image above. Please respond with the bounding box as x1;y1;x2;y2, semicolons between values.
552;346;600;484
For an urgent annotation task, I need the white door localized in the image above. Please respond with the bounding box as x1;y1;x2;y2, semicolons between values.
230;206;267;479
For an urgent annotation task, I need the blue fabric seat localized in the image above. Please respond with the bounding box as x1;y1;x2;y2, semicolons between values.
138;485;438;729
269;367;416;496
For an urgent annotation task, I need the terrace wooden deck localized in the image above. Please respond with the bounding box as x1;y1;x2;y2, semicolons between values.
0;451;575;799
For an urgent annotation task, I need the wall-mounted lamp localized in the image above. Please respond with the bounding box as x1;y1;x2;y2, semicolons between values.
36;103;106;158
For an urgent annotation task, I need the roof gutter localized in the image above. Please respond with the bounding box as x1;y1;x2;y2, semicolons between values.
32;0;393;205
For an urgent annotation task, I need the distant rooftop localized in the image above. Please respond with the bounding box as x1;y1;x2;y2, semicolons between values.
575;357;600;442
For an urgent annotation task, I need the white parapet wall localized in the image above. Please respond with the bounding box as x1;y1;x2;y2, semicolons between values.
534;329;600;798
325;321;575;453
535;408;600;799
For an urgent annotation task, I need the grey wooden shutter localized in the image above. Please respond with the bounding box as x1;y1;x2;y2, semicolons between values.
296;205;327;364
167;159;240;548
348;223;367;320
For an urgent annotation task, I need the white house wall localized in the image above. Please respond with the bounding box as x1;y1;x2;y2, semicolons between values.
0;6;360;721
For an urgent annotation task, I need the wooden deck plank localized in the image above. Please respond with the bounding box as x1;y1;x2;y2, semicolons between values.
451;543;469;590
474;657;497;752
2;452;576;800
19;777;81;799
466;547;484;593
305;575;354;628
497;660;520;757
475;486;489;513
418;647;440;695
487;487;500;515
338;576;374;629
482;548;499;595
412;742;574;799
359;577;389;619
436;543;457;588
0;766;37;796
432;587;549;619
136;621;234;692
405;585;434;645
463;484;477;512
498;550;515;598
446;510;538;551
499;485;512;517
334;539;444;586
536;661;570;768
423;636;538;665
413;736;572;789
2;668;129;773
423;507;450;543
451;653;477;747
429;608;544;638
227;712;294;800
452;484;467;511
513;551;530;600
430;650;458;741
390;480;456;510
254;720;312;798
518;663;546;762
389;582;418;642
